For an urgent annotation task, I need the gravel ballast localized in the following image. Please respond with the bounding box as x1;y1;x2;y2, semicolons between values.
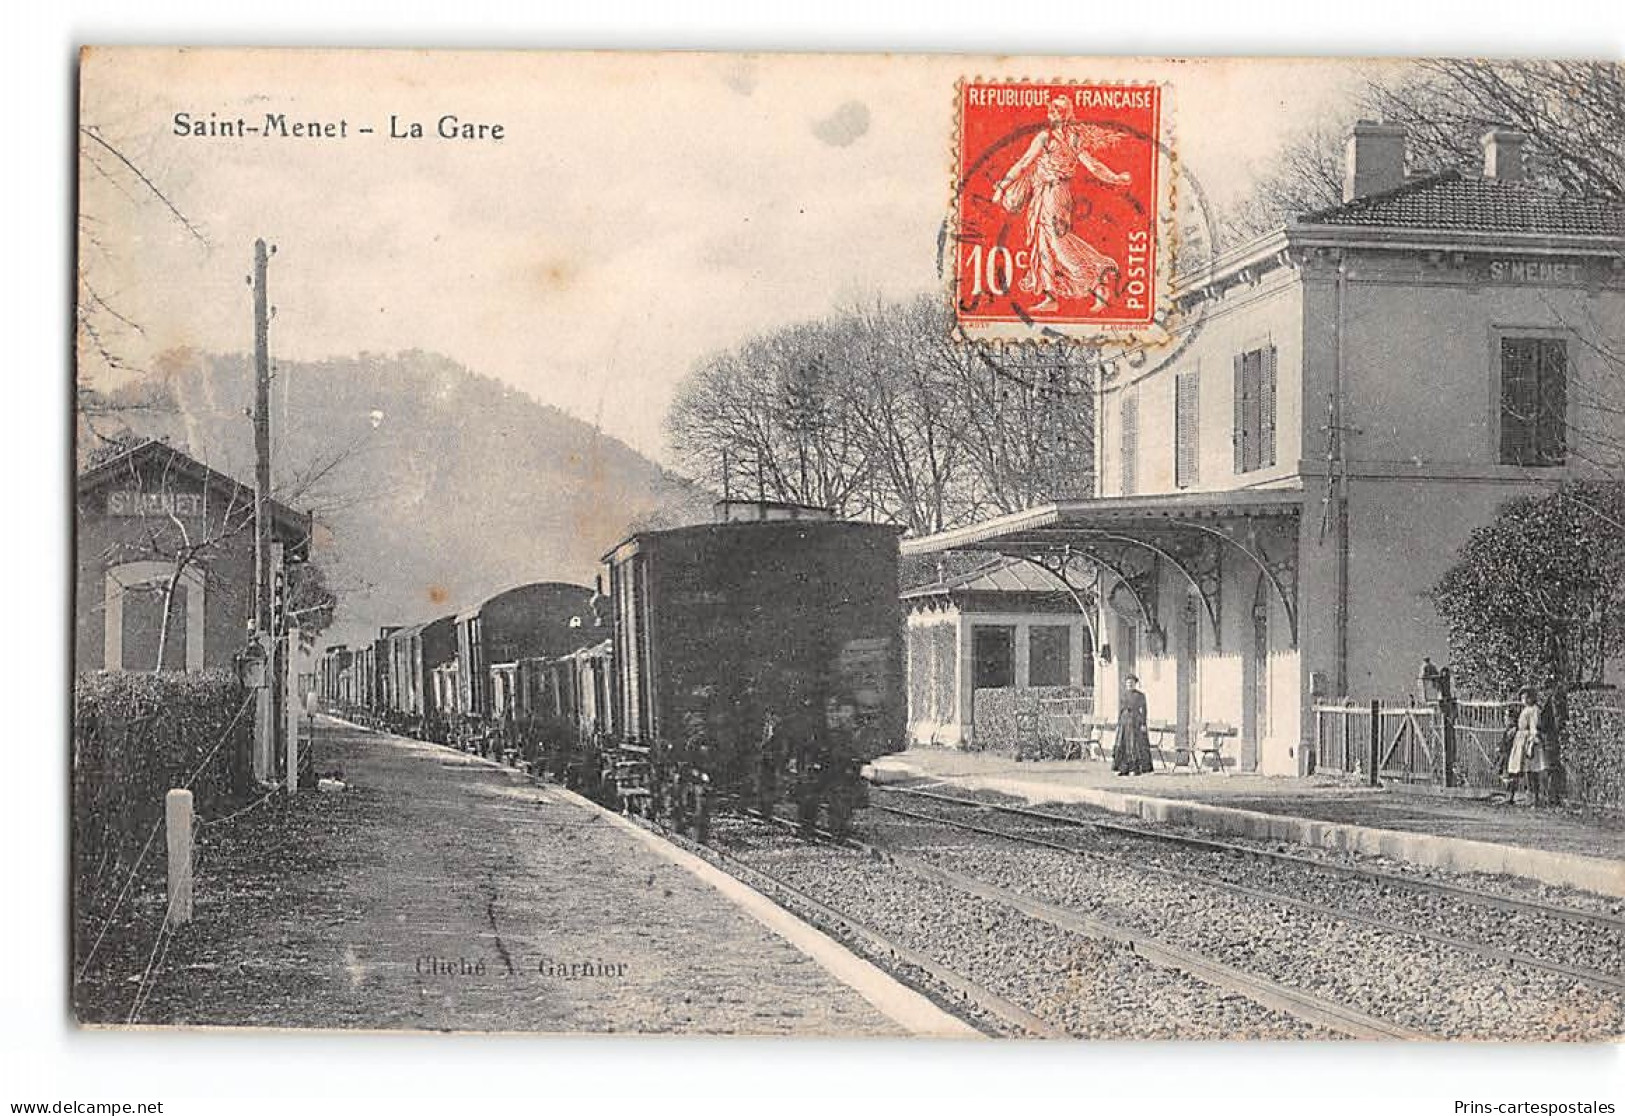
709;816;1342;1040
860;804;1623;1041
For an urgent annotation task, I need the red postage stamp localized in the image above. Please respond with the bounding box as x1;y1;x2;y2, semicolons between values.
954;80;1168;341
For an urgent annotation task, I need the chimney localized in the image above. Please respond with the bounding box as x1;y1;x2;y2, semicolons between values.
1481;129;1528;182
1343;120;1408;202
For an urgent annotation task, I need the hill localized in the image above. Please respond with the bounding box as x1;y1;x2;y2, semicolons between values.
78;349;713;646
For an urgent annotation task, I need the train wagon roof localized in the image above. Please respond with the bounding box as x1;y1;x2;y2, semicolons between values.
603;517;903;565
387;612;454;640
454;580;593;623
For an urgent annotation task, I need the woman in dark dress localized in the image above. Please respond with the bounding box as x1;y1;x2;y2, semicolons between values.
1112;674;1155;775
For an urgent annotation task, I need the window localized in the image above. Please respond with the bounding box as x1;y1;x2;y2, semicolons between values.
1233;345;1277;474
1500;337;1566;466
1119;392;1139;496
971;625;1015;689
1175;369;1200;488
1028;625;1072;687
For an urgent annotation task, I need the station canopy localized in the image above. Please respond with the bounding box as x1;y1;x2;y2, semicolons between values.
899;490;1303;648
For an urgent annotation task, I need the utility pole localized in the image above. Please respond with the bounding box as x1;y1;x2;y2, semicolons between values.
253;238;272;636
251;238;275;784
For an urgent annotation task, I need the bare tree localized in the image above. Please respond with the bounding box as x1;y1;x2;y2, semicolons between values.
668;322;877;516
838;297;975;533
1221;60;1625;246
1219;121;1351;245
76;125;212;461
958;340;1097;516
1369;60;1624;204
667;295;1098;533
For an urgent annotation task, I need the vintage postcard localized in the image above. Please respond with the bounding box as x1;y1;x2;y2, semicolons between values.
73;48;1625;1043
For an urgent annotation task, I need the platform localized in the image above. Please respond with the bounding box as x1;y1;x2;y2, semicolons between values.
130;717;974;1036
868;748;1625;900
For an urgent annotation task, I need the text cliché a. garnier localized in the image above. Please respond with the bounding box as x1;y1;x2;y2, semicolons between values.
956;81;1163;340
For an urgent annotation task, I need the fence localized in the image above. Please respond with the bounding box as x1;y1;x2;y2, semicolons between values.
1450;699;1517;790
1314;694;1548;792
1313;700;1439;782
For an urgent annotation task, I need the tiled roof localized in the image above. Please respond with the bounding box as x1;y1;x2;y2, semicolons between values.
1297;170;1625;237
902;557;1072;599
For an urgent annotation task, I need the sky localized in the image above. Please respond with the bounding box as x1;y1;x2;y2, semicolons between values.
79;50;1373;463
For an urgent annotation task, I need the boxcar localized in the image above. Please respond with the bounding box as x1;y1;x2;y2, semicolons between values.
382;614;456;736
603;515;904;832
451;581;596;754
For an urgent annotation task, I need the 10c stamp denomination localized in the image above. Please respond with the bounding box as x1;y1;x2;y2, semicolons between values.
954;80;1168;342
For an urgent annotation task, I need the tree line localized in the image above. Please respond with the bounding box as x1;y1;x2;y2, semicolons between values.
666;294;1100;536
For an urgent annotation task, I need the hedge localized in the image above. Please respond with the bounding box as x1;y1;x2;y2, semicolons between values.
1560;690;1625;811
73;670;253;924
971;686;1094;755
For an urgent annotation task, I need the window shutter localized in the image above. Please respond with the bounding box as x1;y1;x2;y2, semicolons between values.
1537;339;1567;465
1120;392;1139;495
1175;370;1199;488
1260;345;1277;468
1500;339;1537;465
1239;350;1263;473
1233;353;1247;473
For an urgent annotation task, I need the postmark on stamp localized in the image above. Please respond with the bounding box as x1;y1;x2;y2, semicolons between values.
953;80;1170;343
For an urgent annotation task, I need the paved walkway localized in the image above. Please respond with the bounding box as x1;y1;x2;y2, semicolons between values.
871;749;1625;897
158;719;967;1035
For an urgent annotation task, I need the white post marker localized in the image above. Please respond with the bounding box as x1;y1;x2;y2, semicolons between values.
285;626;301;794
165;789;194;925
286;713;299;795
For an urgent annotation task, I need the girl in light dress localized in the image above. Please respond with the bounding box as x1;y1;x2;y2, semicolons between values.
1505;686;1547;806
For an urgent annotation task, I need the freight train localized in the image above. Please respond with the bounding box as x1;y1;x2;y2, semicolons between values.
316;503;905;835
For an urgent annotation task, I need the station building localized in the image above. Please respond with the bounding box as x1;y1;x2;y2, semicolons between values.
903;124;1625;774
76;439;311;673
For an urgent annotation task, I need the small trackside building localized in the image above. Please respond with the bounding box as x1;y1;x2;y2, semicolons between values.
76;439;311;673
902;558;1096;748
903;124;1625;776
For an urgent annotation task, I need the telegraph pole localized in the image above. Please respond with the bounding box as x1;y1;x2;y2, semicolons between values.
251;239;275;785
253;238;272;636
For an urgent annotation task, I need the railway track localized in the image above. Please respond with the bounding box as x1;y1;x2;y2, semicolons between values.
868;787;1625;997
878;783;1625;932
852;789;1623;1040
700;809;1417;1039
416;732;1618;1040
675;819;1061;1038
